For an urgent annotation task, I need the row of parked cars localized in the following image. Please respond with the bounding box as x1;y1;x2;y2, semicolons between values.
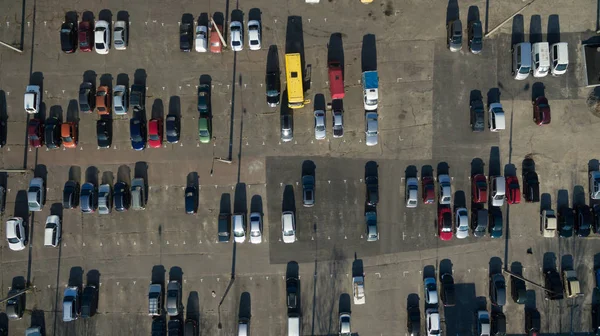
60;18;127;54
179;17;261;52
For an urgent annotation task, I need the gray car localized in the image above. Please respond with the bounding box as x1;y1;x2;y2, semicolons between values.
302;174;315;207
314;110;326;140
80;182;97;213
472;209;488;237
166;280;182;316
332;109;344;138
490;273;506;306
365;209;378;241
28;177;45;211
365;112;378;146
281;114;293;142
113;85;127;115
447;19;463;52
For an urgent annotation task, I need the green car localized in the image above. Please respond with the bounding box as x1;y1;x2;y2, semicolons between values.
198;84;211;143
198;117;211;143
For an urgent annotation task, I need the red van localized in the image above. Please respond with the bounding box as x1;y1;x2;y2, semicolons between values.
328;61;345;99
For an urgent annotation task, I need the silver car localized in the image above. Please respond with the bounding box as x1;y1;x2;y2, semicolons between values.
166;280;181;316
455;207;469;239
28;177;45;211
113;85;127;115
365;112;378;146
249;212;262;244
113;21;127;50
405;177;418;208
98;184;112;215
6;217;26;251
339;312;351;336
332;109;343;138
314;110;326;140
281;114;293;142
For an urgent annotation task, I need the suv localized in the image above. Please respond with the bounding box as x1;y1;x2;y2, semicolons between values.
468;20;483;54
166;280;182;316
523;171;540;202
180;23;193;51
96;118;112;148
440;273;456;307
302;174;315;207
559;207;574;237
447;19;462;52
576;204;592;237
533;96;551;125
490;273;506;306
477;310;491;336
44;117;62;149
130;84;145;112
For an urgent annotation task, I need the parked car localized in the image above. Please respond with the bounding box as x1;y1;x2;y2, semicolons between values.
179;23;193;52
79;82;95;113
489;208;503;238
113;182;130;212
210;24;223;53
438;174;452;205
98;184;112;215
447;19;462;52
455;207;469;239
505;175;521;204
472;174;487;203
249;212;262;244
286;276;299;312
94;20;110;54
594;205;600;235
6;289;25;319
184;319;198;336
80;182;97;213
559;207;574;237
438;206;452;241
95;85;111;115
113;85;127;115
282;211;296;243
426;308;441;336
0;186;4;214
148;118;163;148
113;20;127;50
339;312;351;336
281;114;293;142
61;121;78;148
63;286;80;322
490;176;506;207
424;277;438;304
468;20;483;54
130;84;145;112
365;112;379;146
302;174;315;207
78;21;93;52
45;117;62;149
543;269;563;300
440;273;456;307
525;309;541;335
165;114;180;144
195;24;208;52
81;285;98;318
470;98;485;131
407;304;420;336
130;118;147;150
365;209;379;242
365;169;379;206
60;21;77;53
511;275;527;304
6;217;26;251
422;175;435;204
405;177;419;208
233;213;247;242
218;213;231;243
490;273;506;306
266;70;281;107
491;312;507;336
576;204;592;237
314;110;326;140
332;105;344;138
533;96;551;125
184;185;197;214
96;118;112;148
471;208;488;238
477;310;491;336
28;119;44;148
168;318;183;336
198;84;212;144
591;170;600;200
247;20;261;50
28;177;45;211
230;21;243;51
523;171;539;202
593;304;600;335
488;103;506;132
63;180;80;209
166;280;182;316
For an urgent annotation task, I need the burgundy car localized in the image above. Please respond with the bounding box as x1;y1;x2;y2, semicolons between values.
28;119;44;148
78;21;93;52
422;176;435;204
471;174;487;203
533;96;550;125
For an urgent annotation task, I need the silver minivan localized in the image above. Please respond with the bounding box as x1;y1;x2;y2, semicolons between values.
512;42;532;80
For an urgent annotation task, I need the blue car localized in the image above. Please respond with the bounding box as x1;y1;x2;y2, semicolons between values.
595;268;600;290
130;118;146;151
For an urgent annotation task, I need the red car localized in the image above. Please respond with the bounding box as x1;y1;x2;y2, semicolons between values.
471;174;488;203
505;175;521;204
533;96;550;125
438;206;453;241
422;176;435;204
28;119;44;148
78;21;93;52
148;118;163;148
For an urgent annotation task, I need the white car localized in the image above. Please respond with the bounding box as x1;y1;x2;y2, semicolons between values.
44;215;61;247
591;171;600;200
365;112;378;146
113;85;127;115
6;217;26;251
113;20;127;50
426;308;441;336
249;212;262;244
314;110;326;140
455;207;469;239
94;20;110;54
230;21;243;51
424;277;438;304
438;174;452;205
405;177;418;208
282;211;296;243
339;313;351;336
195;25;208;52
247;20;261;50
477;310;491;336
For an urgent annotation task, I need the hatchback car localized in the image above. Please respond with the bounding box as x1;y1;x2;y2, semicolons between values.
314;110;326;139
249;212;262;244
130;118;147;150
424;277;438;304
78;21;93;52
113;182;130;212
470;98;485;131
28;177;45;211
113;85;127;115
113;20;127;50
179;23;193;52
94;20;110;54
576;204;592;237
210;24;223;53
468;20;483;54
184;185;197;214
61;122;78;148
248;20;261;50
230;21;243;51
332;107;344;138
63;180;80;209
166;280;182;316
28;119;44;148
79;82;95;113
422;176;435;204
533;96;551;125
438;174;452;205
6;289;25;319
455;207;469;239
302;174;315;207
98;184;112;215
95;86;111;115
96;118;112;148
281;114;293;142
438;206;453;240
165;114;180;143
195;24;208;52
447;19;462;52
505;175;521;204
80;182;97;213
148;118;163;148
60;21;77;53
44;117;62;149
6;217;26;251
472;174;487;203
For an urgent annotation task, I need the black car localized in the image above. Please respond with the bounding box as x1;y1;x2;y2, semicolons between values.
152;317;167;336
543;269;563;300
470;98;485;132
491;311;507;336
130;84;146;112
576;204;592;237
218;213;231;242
60;21;77;53
79;82;95;113
286;276;299;314
96;118;112;148
44;117;62;149
407;304;420;336
524;309;541;335
0;185;5;213
81;285;98;318
489;207;503;238
440;273;456;307
559;207;574;237
168;318;183;336
266;70;281;107
468;20;483;54
184;319;197;336
165;114;180;144
63;180;80;209
511;275;527;304
0;119;6;148
365;163;379;206
592;303;600;336
113;182;131;212
184;186;198;214
179;23;193;52
593;204;600;234
5;289;24;320
522;171;540;202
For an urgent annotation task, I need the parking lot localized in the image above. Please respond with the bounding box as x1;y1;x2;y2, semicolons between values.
1;0;600;335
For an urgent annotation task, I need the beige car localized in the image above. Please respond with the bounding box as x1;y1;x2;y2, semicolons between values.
562;269;582;298
541;209;557;238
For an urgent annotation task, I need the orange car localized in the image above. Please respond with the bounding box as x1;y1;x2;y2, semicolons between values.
210;24;223;53
61;122;78;148
96;86;111;115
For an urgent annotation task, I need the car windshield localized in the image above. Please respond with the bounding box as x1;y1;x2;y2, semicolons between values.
97;133;107;140
149;134;159;141
251;231;260;237
233;40;241;46
63;136;72;142
61;28;71;34
234;231;244;237
199;130;209;137
8;237;19;244
250;40;258;45
131;135;142;142
555;64;567;71
519;66;531;74
283;229;294;236
95;43;104;49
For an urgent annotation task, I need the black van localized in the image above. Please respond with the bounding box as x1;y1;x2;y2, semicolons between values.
491;311;506;336
440;273;456;307
81;285;98;318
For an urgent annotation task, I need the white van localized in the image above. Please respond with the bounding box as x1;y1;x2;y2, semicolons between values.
550;42;568;76
491;176;506;207
532;42;550;77
282;211;296;243
24;85;41;114
488;103;505;132
233;213;246;243
44;215;61;247
512;42;532;80
288;315;300;336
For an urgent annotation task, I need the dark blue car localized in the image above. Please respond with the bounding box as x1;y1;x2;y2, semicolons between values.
130;118;146;151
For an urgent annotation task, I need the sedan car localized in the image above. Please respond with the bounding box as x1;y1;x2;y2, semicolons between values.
113;182;130;212
426;309;440;336
447;19;462;52
80;182;97;213
477;310;490;336
365;167;379;206
113;20;127;50
468;20;483;54
505;175;521;204
95;86;111;115
28;177;45;211
424;277;438;304
195;24;208;52
28;119;44;148
438;174;452;205
230;21;243;51
249;212;262;244
266;70;281;107
210;24;223;53
78;21;93;52
422;176;435;204
6;217;26;251
60;21;77;53
98;184;112;215
94;20;110;54
406;177;419;208
148;118;163;148
282;211;296;243
455;207;469;239
365;112;378;146
165;114;180;143
130;118;146;150
438;206;453;240
61;122;78;148
63;180;80;209
339;312;351;336
96;119;112;148
523;171;540;202
472;174;487;203
79;82;95;113
179;23;193;52
302;174;315;207
281;114;293;142
248;20;261;50
559;207;574;238
489;208;503;238
198;116;211;144
184;186;197;214
113;85;127;115
470;98;485;132
576;204;592;237
6;289;25;319
332;108;344;138
533;96;551;125
44;117;62;149
314;110;326;140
